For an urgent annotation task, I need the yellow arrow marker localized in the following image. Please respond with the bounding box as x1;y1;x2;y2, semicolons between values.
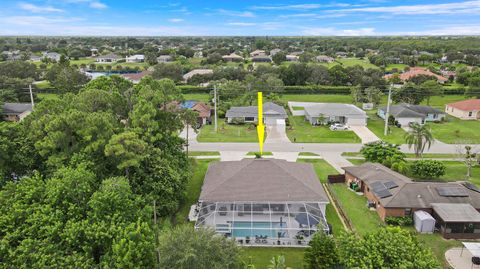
257;92;264;155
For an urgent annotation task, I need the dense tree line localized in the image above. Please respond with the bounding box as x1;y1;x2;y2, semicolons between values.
0;75;191;267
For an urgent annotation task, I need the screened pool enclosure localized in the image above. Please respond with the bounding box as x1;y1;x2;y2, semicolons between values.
194;201;329;246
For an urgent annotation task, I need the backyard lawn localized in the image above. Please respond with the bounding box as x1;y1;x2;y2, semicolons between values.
298;159;338;183
366;111;407;145
242;247;305;269
175;159;217;225
428;161;480;186
280;94;352;103
287;116;361;143
197;122;258;142
329;184;384;235
336;57;379;69
427;116;480;144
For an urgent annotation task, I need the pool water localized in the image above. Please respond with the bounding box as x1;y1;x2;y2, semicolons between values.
231;221;286;238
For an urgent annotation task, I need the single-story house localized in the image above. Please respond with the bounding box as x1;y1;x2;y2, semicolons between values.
335;52;348;58
316;55;334;63
180;101;211;126
378;104;446;126
250;50;266;57
42;52;61;62
121;70;152;84
445;99;480;120
383;67;448;84
157;55;172;62
182;69;213;82
95;53;121;63
269;49;281;56
225;102;287;125
222;53;244;62
251;55;272;63
195;159;330;246
304;103;367;126
126;54;145;63
343;163;480;239
29;55;42;62
2;103;33;122
286;55;299;62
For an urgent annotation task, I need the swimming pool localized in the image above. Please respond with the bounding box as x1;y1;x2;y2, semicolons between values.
231;221;286;238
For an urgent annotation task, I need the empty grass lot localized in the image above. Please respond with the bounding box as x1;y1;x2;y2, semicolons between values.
427;116;480;144
287;116;361;143
242;248;305;269
197;123;258;142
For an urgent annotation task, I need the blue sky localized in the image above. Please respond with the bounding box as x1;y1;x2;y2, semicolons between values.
1;0;479;36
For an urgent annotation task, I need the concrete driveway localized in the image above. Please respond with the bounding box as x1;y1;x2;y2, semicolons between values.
265;124;291;143
349;126;380;144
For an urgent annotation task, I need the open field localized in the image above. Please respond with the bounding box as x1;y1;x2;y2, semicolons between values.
427;116;480;144
287;115;361;143
197;122;258;142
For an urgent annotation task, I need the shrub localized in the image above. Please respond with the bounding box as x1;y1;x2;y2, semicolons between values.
410;160;446;179
385;216;413;226
361;141;405;165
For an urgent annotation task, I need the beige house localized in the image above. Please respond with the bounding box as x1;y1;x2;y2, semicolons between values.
2;103;33;122
445;99;480;120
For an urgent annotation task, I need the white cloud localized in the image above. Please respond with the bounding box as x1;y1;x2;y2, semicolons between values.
399;25;480;35
302;27;376;36
217;9;255;17
19;3;64;13
227;22;257;26
169;18;184;22
333;0;480;15
89;1;107;9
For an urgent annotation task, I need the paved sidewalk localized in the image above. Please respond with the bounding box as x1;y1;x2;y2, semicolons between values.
272;152;299;162
220;151;249;161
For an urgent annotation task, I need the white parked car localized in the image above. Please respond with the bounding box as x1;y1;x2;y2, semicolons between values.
329;123;349;130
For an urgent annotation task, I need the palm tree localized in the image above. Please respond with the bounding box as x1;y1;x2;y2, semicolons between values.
404;123;434;158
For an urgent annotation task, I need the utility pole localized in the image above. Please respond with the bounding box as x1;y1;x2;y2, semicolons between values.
214;85;218;133
29;84;34;108
384;84;393;136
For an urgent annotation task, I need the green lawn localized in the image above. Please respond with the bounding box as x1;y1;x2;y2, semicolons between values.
432;161;480;186
182;93;211;102
343;152;459;159
188;151;220;156
37;93;60;101
336;58;379;69
291;106;304;111
329;184;384;235
197;122;258;142
298;159;338;183
246;152;273;156
175;159;217;224
298;152;320;156
385;64;408;72
34;80;52;89
280;94;353;103
427;116;480;144
287;116;361;143
366;111;407;144
346;158;366;166
242;247;305;269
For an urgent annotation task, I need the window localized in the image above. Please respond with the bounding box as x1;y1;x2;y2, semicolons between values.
433;113;438;119
469;111;473;117
245;117;255;122
405;208;412;216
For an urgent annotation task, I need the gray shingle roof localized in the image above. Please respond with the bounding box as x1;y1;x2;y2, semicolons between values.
2;103;33;115
343;163;480;209
199;159;329;202
431;203;480;222
225;102;287;119
379;104;444;118
304;103;366;118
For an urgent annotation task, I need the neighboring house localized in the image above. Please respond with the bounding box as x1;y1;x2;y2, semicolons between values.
42;52;61;62
343;163;480;239
222;53;244;62
303;103;367;126
90;48;98;57
316;55;334;63
2;103;33;122
378;104;446;126
383;67;448;83
157;55;172;62
251;55;272;63
126;54;145;63
29;55;42;62
335;52;348;58
195;159;330;245
121;70;152;84
181;101;212;126
269;48;281;56
225;102;287;125
95;53;121;63
182;69;213;82
286;55;299;62
445;99;480;120
250;49;266;57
